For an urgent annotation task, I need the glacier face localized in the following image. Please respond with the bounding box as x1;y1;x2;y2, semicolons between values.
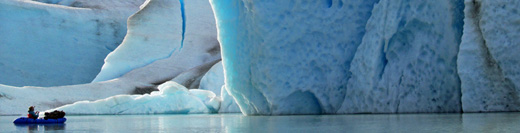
211;0;379;115
0;0;144;87
339;0;464;113
459;0;520;112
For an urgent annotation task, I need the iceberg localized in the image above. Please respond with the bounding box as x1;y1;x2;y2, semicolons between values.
458;0;520;112
0;0;144;87
48;82;219;114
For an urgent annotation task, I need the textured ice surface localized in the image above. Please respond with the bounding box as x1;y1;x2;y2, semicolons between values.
338;0;464;113
92;0;183;82
49;82;219;114
93;0;219;82
458;0;520;112
199;61;225;96
210;0;379;115
0;0;144;87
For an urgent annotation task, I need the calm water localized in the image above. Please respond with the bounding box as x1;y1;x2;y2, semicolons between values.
1;113;520;132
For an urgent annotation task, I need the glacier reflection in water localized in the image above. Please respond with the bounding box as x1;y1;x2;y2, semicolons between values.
1;113;520;132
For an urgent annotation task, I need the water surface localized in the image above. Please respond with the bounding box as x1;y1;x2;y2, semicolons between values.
1;113;520;132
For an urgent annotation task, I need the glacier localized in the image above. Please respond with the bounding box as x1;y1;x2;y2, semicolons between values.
0;0;144;87
459;0;520;112
47;82;219;115
2;0;520;116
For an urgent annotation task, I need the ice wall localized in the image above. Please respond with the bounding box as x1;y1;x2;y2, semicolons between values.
0;0;144;87
338;0;464;113
458;0;520;112
210;0;379;115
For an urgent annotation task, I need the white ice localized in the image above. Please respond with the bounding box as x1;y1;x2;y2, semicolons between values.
48;82;219;114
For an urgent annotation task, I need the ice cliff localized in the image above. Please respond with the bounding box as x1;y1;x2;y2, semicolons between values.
209;0;520;115
0;0;145;87
210;0;379;115
210;0;475;115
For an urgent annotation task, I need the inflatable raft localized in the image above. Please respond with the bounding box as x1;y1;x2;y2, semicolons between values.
13;117;66;124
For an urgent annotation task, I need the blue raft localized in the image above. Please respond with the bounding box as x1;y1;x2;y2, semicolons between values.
13;117;66;124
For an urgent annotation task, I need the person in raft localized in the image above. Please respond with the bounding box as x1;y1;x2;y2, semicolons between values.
28;106;39;119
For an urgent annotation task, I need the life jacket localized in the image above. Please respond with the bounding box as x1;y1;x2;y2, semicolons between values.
27;114;36;119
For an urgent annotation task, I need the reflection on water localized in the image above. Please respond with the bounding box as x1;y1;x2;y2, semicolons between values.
2;113;520;132
14;123;65;132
